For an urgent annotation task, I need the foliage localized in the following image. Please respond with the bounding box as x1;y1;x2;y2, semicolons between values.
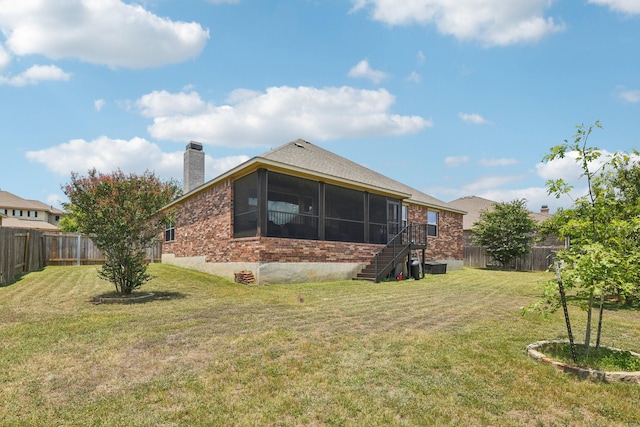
58;203;82;232
541;342;640;372
537;121;640;356
471;198;537;269
62;169;180;294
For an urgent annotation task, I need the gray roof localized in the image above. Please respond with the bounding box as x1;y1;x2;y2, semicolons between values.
448;196;496;230
0;190;64;214
259;140;464;212
449;195;551;230
169;139;465;214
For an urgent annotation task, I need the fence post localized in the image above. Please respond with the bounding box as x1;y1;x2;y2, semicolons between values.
22;231;30;272
77;233;81;266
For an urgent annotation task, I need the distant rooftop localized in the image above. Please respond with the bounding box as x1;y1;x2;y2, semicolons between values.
449;195;551;230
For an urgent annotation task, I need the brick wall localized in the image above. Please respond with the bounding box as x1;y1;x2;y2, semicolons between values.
163;179;384;264
163;179;234;261
164;179;463;265
407;205;463;260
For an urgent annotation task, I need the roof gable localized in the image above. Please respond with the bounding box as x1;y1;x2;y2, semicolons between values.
259;140;463;212
169;139;465;214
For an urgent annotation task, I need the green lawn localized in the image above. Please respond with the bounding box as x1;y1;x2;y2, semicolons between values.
1;264;639;426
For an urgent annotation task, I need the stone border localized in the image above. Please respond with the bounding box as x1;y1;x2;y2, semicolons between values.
92;292;155;304
527;340;640;384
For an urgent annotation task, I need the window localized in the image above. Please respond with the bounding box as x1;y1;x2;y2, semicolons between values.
234;172;259;238
325;184;364;243
427;211;438;236
232;170;402;244
165;220;175;242
368;194;387;244
402;205;408;228
266;172;318;239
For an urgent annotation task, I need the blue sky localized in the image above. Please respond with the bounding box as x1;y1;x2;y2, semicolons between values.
1;0;639;214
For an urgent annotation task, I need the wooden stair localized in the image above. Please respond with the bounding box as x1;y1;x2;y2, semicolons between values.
354;242;411;282
354;223;428;283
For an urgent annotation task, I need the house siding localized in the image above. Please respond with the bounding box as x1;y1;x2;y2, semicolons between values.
407;205;463;261
163;178;463;284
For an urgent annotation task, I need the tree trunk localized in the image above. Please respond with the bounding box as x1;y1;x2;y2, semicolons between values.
595;295;604;349
584;289;594;358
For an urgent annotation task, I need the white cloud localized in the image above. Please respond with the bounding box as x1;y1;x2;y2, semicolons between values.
348;59;388;84
462;174;527;193
25;136;249;183
535;151;587;182
0;64;71;86
444;156;469;167
618;89;640;103
0;45;10;69
137;86;433;147
417;50;426;63
458;112;490;124
479;157;519;166
589;0;640;14
406;71;422;83
94;99;106;112
478;187;564;213
0;0;209;69
137;90;208;117
350;0;564;46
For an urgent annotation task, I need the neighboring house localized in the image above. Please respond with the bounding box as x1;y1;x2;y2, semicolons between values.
161;140;465;285
448;195;561;247
0;190;64;231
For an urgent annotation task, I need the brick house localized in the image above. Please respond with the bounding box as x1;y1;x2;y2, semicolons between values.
161;140;465;284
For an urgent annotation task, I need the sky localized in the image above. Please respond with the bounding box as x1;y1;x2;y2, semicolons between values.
1;0;639;214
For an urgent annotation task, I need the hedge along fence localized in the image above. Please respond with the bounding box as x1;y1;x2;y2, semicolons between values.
464;245;558;272
0;229;162;286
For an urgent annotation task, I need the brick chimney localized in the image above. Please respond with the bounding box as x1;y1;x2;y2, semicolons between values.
540;205;550;215
184;141;204;193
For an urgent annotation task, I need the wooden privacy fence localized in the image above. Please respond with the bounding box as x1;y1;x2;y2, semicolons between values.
0;228;46;286
464;245;559;272
43;233;162;266
0;229;162;286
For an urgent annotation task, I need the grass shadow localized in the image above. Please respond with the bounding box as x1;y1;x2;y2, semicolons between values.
91;291;188;304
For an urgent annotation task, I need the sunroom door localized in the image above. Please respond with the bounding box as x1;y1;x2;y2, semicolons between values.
387;200;400;242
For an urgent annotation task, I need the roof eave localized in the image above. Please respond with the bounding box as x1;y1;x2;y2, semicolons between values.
162;156;416;211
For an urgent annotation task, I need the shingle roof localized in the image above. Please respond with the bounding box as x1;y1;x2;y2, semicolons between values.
1;217;60;231
260;139;464;212
169;139;466;214
448;196;496;230
0;190;64;214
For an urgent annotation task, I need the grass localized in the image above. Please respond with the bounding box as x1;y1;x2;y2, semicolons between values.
0;265;639;426
540;342;640;372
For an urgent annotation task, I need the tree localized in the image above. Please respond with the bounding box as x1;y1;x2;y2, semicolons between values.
63;169;180;295
537;122;640;359
471;199;537;269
